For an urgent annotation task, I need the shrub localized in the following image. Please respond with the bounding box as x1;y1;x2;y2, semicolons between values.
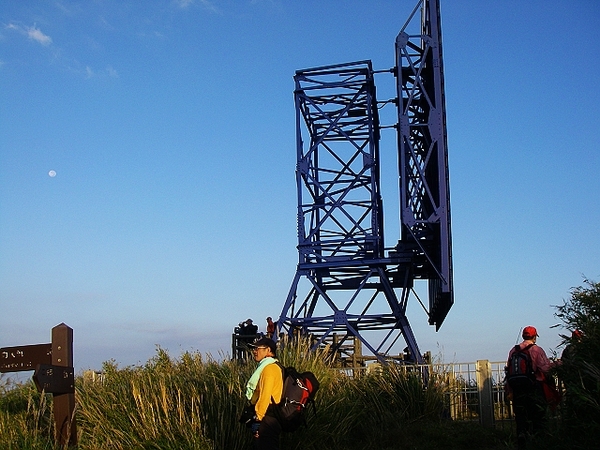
553;278;600;447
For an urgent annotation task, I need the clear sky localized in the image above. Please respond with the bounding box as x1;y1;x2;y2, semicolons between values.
1;0;599;373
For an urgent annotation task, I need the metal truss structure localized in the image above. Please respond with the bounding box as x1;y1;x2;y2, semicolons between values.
276;0;452;365
395;0;453;329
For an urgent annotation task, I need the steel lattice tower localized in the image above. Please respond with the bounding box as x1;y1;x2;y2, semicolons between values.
276;0;452;365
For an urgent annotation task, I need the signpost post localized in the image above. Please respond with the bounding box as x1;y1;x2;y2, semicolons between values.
0;323;76;447
50;323;76;446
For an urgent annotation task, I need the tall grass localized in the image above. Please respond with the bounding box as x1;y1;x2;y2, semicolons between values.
0;342;511;449
77;348;247;449
0;375;53;449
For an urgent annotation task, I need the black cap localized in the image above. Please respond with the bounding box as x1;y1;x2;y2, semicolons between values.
248;337;277;354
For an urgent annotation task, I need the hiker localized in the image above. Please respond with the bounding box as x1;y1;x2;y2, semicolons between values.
240;319;259;345
245;337;283;450
561;329;583;363
505;326;556;449
240;319;259;338
560;329;583;417
266;317;276;339
235;319;259;359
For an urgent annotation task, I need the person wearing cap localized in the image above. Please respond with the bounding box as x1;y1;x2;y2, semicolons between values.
245;337;283;450
506;326;554;448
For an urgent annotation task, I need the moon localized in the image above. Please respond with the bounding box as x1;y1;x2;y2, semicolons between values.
48;170;56;177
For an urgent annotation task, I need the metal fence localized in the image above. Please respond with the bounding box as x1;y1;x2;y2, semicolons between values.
430;360;514;431
427;359;560;431
360;359;517;430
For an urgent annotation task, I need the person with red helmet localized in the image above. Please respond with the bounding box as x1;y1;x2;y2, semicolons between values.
506;326;556;449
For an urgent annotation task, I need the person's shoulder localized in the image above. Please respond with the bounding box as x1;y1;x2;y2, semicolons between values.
261;363;283;384
264;361;281;370
529;343;547;354
263;361;283;376
508;343;520;354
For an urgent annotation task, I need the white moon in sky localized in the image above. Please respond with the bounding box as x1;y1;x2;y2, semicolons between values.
48;170;56;177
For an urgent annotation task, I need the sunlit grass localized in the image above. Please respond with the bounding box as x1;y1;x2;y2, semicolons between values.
1;342;513;449
0;375;53;450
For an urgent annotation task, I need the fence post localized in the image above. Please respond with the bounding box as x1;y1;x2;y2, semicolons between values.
52;323;77;446
448;369;460;420
476;359;494;427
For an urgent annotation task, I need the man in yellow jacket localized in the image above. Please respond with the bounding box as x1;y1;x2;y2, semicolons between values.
246;337;283;450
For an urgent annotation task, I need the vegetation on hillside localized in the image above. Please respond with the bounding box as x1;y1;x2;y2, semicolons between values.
1;339;511;449
1;278;598;449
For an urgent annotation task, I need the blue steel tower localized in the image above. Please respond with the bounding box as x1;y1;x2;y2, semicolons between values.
276;0;452;365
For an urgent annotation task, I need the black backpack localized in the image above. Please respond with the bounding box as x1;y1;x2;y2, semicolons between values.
269;363;319;432
506;344;536;389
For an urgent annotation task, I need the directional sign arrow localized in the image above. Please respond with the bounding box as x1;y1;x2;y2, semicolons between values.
33;364;75;394
0;344;52;373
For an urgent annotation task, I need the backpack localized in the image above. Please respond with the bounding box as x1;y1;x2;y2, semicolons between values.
506;344;536;390
270;363;320;432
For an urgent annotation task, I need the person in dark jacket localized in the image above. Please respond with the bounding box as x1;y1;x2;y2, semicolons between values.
506;326;555;449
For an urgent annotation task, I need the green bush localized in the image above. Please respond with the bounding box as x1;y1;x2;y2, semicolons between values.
553;278;600;448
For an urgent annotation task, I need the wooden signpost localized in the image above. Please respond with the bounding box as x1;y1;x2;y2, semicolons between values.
0;323;77;447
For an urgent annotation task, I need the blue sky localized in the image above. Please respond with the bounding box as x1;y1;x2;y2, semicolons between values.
1;0;599;373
